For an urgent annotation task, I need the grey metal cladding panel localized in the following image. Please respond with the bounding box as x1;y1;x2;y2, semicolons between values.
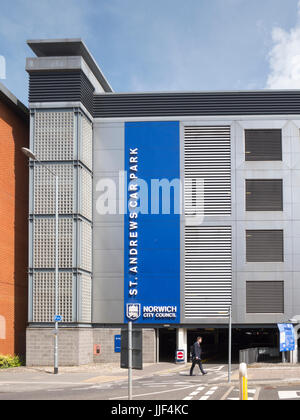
246;281;284;313
93;91;300;118
246;230;284;262
246;179;283;211
29;71;81;102
245;129;282;161
81;72;95;115
29;71;95;115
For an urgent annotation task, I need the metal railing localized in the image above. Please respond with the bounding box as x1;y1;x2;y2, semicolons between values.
239;347;280;364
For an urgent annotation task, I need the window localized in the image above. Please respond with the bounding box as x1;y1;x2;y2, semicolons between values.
246;281;284;313
246;179;283;211
245;129;282;161
246;230;284;262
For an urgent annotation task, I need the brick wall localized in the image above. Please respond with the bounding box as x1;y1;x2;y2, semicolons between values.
0;100;28;358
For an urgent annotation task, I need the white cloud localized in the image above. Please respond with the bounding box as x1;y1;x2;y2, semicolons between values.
267;1;300;89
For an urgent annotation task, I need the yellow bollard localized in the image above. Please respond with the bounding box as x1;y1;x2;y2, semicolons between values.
239;363;248;400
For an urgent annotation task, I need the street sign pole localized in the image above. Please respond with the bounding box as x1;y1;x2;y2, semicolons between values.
21;149;60;375
54;175;59;375
128;321;132;400
228;306;232;383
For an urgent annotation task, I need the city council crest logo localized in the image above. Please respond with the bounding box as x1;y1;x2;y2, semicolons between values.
126;303;141;321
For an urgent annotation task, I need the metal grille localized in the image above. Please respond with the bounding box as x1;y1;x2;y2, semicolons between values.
32;272;73;323
29;71;82;104
246;230;284;262
94;91;300;118
34;164;74;214
184;226;232;318
184;126;231;216
246;281;284;313
80;167;93;221
29;71;95;115
33;218;73;269
246;179;283;211
80;274;92;323
81;115;93;170
80;221;92;272
30;109;93;325
34;111;74;161
245;129;282;161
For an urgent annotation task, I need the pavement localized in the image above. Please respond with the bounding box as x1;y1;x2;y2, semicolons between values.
1;362;300;400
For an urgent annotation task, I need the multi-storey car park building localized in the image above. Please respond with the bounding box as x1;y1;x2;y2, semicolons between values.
25;38;300;366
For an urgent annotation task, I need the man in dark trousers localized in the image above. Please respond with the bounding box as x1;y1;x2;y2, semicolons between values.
190;336;207;376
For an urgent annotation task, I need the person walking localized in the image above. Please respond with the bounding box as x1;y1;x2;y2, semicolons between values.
190;336;207;376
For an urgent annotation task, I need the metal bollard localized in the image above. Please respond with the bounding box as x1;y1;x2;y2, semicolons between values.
239;363;248;400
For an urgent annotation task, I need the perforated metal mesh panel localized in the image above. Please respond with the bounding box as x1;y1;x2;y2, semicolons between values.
33;218;73;269
184;126;231;216
34;164;74;215
80;167;93;221
185;226;232;318
80;221;92;272
34;111;74;161
30;109;93;325
81;115;93;170
32;272;73;323
246;281;284;313
80;274;92;323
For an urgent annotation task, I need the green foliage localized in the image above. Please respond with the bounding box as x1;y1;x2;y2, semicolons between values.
0;354;22;369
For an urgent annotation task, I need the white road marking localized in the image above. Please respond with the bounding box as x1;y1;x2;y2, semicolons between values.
47;389;64;392
220;386;235;401
208;366;225;372
198;386;218;400
71;384;112;391
109;384;201;400
278;391;300;400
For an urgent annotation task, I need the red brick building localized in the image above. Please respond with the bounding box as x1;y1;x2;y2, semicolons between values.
0;82;29;358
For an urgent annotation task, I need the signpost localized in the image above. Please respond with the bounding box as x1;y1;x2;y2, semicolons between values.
176;350;185;364
121;326;143;401
114;335;121;353
278;323;295;362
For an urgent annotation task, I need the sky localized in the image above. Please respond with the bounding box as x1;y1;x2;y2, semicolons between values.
0;0;300;104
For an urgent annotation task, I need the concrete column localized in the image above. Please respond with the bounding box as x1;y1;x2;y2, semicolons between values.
177;328;187;364
290;325;300;364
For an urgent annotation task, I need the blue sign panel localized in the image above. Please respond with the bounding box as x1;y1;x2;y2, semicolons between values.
54;315;62;322
124;121;180;324
278;323;295;352
114;335;121;353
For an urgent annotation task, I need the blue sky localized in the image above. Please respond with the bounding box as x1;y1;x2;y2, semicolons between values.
0;0;300;104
